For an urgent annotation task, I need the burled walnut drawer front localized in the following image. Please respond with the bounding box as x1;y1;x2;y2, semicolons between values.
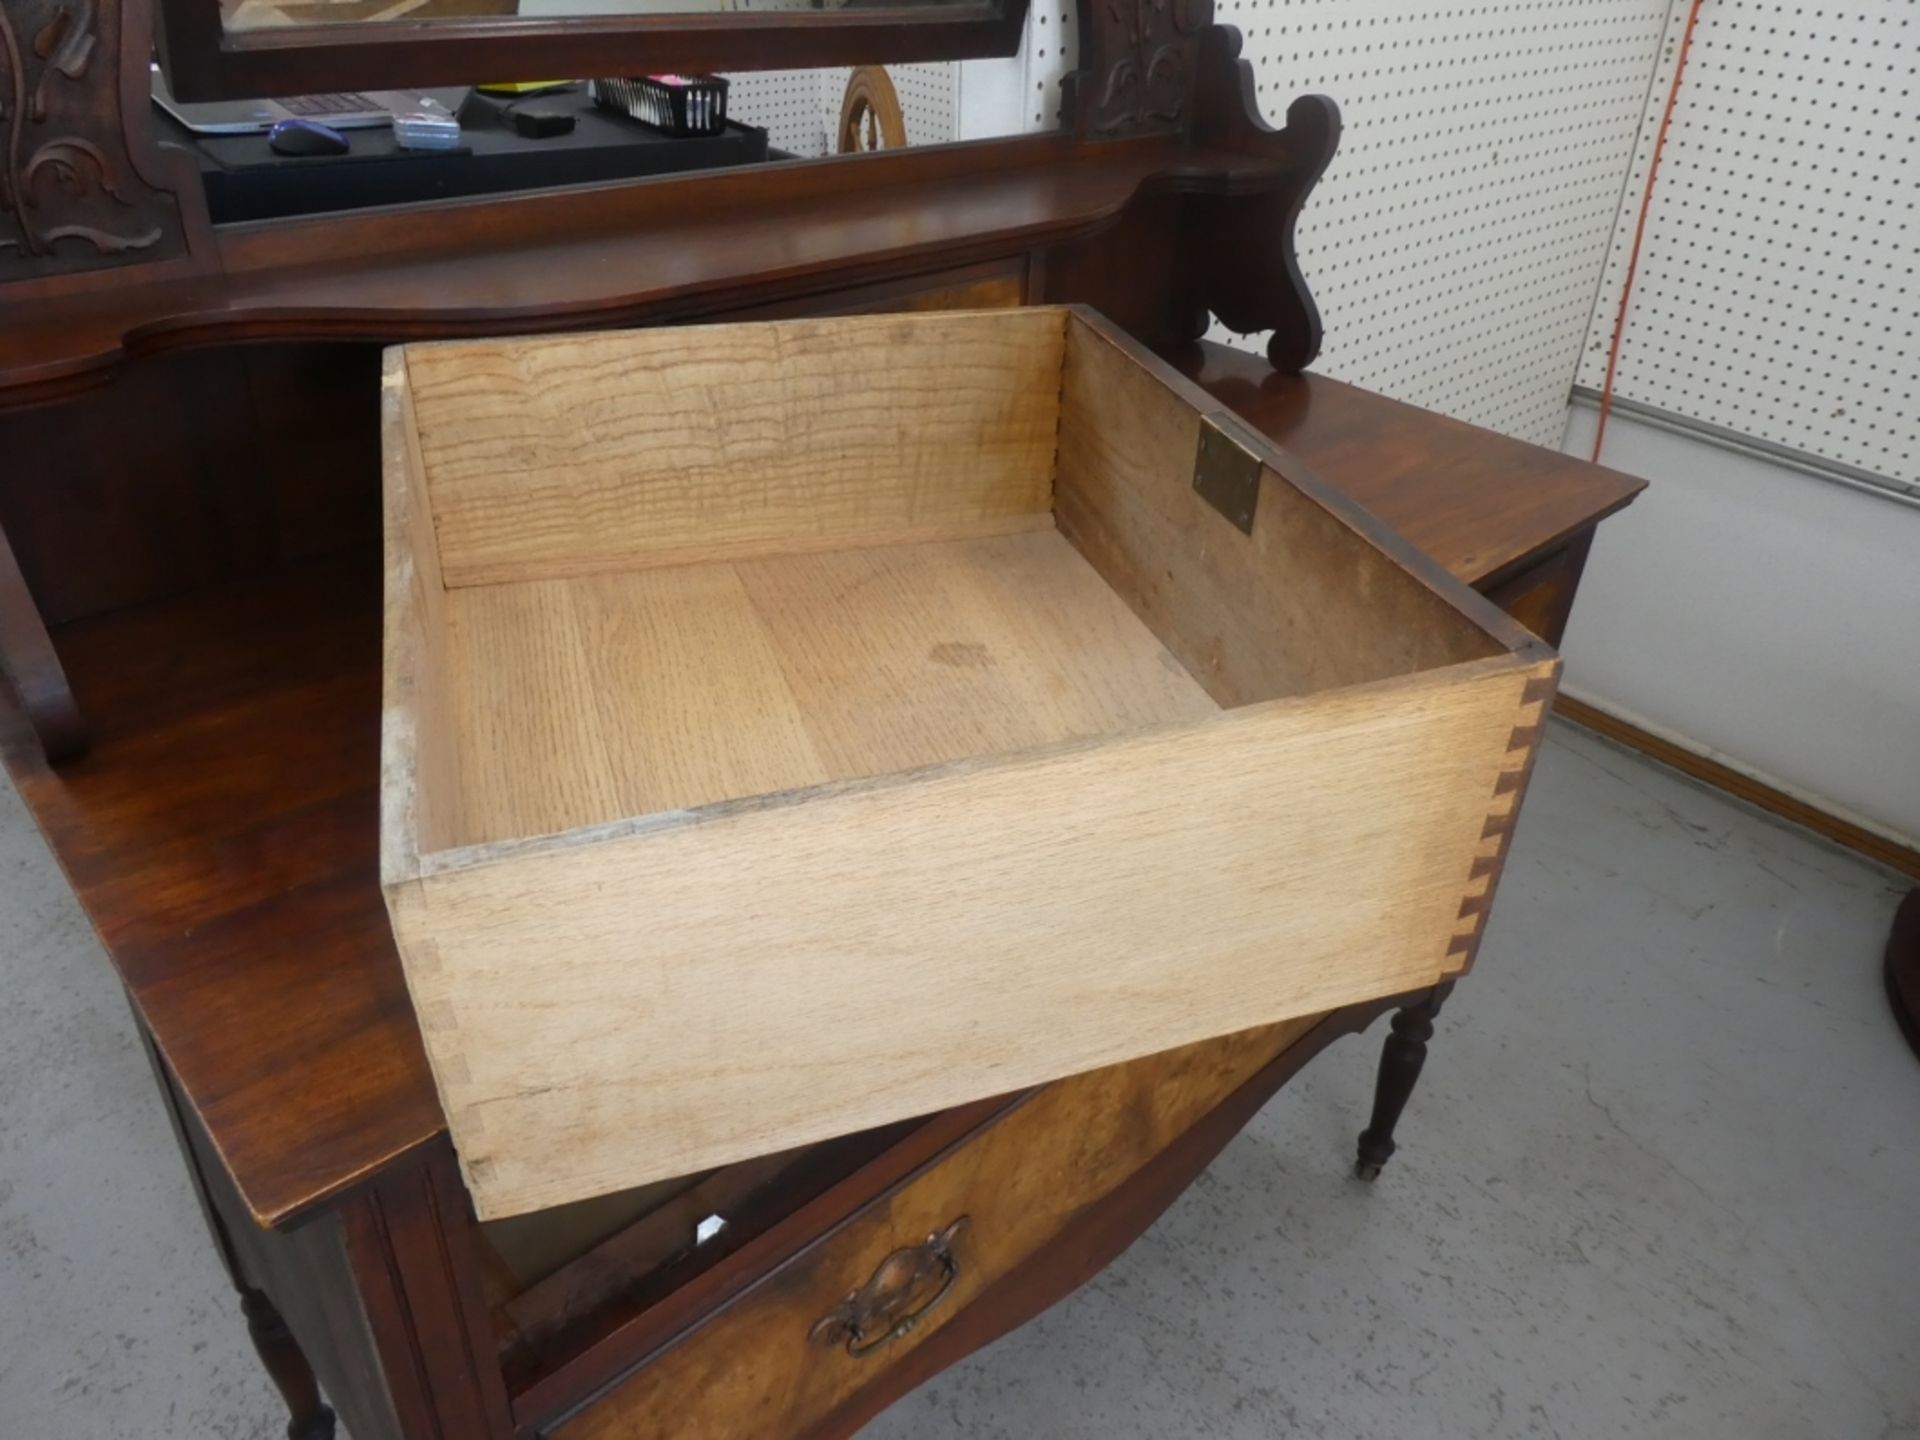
545;1015;1320;1440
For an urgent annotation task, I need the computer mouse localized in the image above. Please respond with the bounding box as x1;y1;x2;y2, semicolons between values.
267;117;349;157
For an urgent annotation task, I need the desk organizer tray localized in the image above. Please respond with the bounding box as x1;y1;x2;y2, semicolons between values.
380;306;1558;1221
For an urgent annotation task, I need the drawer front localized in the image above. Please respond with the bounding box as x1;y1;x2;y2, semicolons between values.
547;1014;1321;1440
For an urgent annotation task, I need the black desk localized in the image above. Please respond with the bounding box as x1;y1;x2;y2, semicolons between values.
156;86;773;224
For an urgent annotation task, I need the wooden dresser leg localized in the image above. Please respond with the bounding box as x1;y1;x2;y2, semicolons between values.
1886;890;1920;1062
0;520;86;761
1355;983;1452;1181
240;1286;337;1440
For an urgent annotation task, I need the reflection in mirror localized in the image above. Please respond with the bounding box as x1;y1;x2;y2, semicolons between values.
724;55;1063;161
222;0;980;34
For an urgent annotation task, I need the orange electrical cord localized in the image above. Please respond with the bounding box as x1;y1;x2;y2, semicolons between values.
1592;0;1707;463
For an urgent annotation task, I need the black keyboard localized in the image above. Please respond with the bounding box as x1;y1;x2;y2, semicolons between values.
280;93;380;117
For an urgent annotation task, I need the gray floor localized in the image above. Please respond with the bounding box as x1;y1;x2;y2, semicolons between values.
2;721;1915;1440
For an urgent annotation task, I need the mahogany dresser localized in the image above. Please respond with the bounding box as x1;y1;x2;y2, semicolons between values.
0;0;1644;1432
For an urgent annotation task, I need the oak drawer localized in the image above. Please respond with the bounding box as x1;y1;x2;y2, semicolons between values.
544;1015;1322;1440
379;305;1557;1222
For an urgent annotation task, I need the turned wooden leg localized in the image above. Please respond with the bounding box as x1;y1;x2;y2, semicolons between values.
240;1287;336;1440
1355;984;1452;1181
0;520;85;762
1886;890;1920;1062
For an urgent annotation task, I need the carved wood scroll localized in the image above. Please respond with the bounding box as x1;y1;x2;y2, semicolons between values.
1066;0;1214;139
0;0;192;283
1187;26;1341;372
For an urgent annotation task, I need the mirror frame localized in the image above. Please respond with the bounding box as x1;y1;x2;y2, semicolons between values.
155;0;1029;103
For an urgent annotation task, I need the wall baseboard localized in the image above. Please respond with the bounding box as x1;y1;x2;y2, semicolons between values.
1554;695;1920;885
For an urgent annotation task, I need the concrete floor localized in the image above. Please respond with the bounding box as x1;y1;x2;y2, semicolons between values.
2;721;1915;1440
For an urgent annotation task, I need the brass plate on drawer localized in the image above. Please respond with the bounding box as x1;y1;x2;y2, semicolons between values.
1192;411;1267;534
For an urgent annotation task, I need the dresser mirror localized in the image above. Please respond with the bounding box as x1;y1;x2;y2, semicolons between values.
221;0;985;29
155;0;1027;101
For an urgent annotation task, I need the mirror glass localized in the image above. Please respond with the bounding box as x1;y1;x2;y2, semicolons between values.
223;0;982;35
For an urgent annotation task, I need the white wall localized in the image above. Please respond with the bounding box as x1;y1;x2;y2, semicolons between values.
1559;0;1920;847
1560;403;1920;846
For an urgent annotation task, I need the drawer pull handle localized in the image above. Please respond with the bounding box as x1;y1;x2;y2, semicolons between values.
808;1217;969;1358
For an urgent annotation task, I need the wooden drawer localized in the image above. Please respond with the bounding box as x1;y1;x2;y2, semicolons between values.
544;1014;1323;1440
379;305;1557;1222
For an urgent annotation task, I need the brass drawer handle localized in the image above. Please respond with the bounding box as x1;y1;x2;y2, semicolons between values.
808;1217;969;1358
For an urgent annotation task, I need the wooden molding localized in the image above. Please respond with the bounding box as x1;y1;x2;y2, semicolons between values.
1554;695;1920;882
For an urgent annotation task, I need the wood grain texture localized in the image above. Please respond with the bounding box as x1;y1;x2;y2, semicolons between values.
379;307;1556;1219
1445;673;1557;971
380;351;464;880
1174;339;1646;590
547;1015;1324;1440
0;300;1637;1234
1480;533;1594;649
1055;314;1506;707
442;530;1215;846
0;134;1300;406
444;562;827;847
402;311;1065;587
390;654;1543;1219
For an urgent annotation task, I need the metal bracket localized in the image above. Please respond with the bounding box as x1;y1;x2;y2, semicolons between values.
1192;413;1266;534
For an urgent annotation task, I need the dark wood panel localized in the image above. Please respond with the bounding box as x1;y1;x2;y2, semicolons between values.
0;138;1299;406
342;1152;517;1440
0;559;443;1229
1173;340;1645;589
1482;532;1593;648
0;344;378;625
168;1051;409;1440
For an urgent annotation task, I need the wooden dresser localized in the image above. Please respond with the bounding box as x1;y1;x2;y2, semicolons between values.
0;0;1644;1433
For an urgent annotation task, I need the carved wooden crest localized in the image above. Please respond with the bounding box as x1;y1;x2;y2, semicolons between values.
1071;0;1215;138
1;0;193;282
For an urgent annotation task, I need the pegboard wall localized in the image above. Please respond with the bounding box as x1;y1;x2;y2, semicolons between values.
1194;1;1677;446
984;0;1676;445
736;3;1766;453
1573;2;1917;489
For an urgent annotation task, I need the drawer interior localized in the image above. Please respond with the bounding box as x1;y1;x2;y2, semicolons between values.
443;528;1217;846
382;305;1553;1222
392;305;1509;855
